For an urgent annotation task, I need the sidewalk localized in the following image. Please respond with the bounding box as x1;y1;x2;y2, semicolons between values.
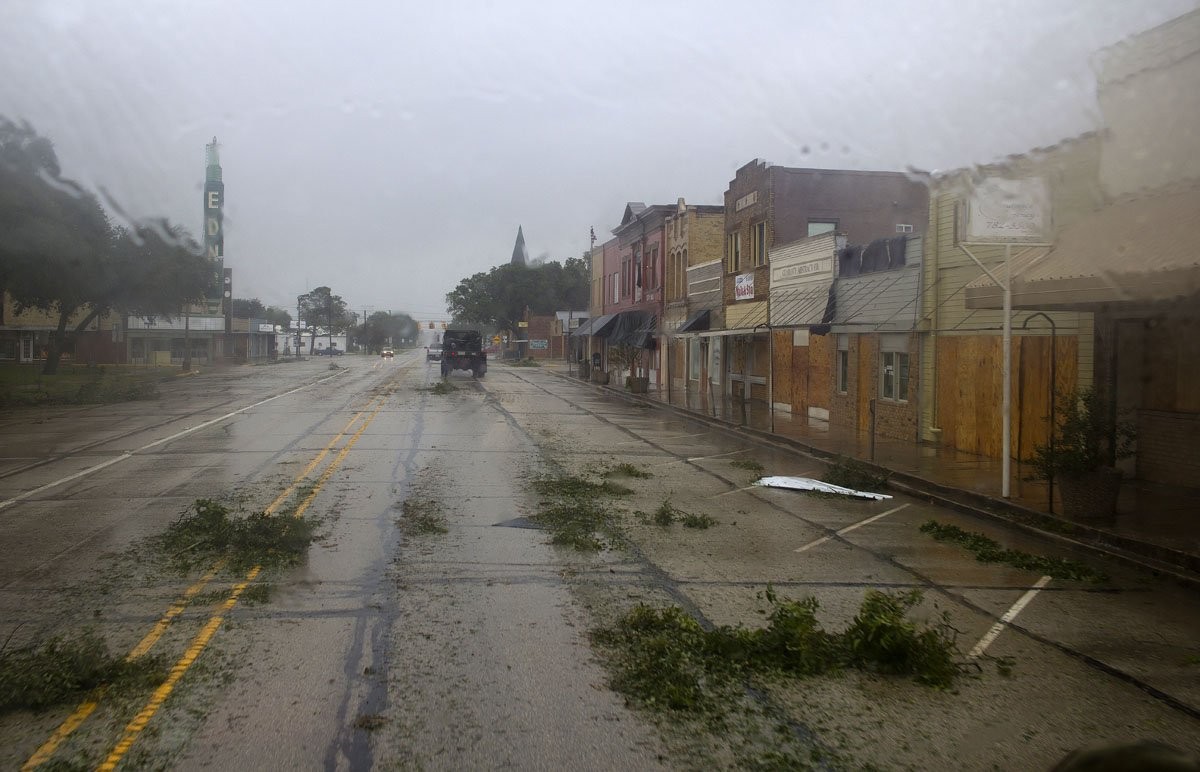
537;361;1200;582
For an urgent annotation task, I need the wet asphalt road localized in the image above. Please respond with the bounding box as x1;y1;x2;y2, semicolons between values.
1;353;1198;770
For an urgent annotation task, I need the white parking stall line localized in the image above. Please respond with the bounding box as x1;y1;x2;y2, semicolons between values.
793;504;910;553
0;370;346;512
968;575;1053;658
687;449;750;462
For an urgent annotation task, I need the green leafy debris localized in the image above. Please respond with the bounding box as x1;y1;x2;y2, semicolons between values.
528;473;632;552
919;520;1108;583
681;513;717;530
822;457;889;491
419;381;457;395
603;462;653;480
399;498;449;535
730;459;766;474
0;630;166;714
531;474;633;499
159;499;319;572
592;588;965;717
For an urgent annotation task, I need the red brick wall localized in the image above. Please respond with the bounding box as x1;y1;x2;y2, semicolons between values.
829;333;919;442
526;315;555;359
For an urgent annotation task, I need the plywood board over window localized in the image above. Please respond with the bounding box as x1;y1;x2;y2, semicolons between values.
772;330;793;407
808;333;833;411
856;338;875;434
937;335;1078;459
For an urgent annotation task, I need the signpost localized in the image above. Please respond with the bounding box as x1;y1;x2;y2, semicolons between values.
959;176;1052;499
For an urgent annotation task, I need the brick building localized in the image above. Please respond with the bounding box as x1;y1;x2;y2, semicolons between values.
662;198;724;400
720;160;928;410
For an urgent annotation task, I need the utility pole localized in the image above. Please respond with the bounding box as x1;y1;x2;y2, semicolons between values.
182;305;191;371
361;305;373;353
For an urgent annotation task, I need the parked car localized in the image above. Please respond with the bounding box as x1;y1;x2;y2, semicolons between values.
426;345;442;361
380;347;394;358
315;347;343;356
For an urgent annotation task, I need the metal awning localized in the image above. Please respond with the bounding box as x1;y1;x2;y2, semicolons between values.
965;187;1200;309
570;316;596;337
574;312;618;337
606;310;656;346
698;328;766;337
676;309;711;333
769;283;833;327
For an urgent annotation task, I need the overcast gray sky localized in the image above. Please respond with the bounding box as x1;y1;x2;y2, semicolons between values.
1;0;1195;320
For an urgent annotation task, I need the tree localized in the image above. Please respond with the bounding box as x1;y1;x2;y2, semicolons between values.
297;286;351;354
357;311;417;353
1;118;212;374
230;297;266;318
263;305;292;329
445;258;589;334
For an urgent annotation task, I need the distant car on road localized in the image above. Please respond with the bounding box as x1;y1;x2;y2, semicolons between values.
426;345;442;361
315;347;343;356
380;347;394;358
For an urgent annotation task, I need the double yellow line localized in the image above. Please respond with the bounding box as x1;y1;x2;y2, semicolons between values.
24;382;396;771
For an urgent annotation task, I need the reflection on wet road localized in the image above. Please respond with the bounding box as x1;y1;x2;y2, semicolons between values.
1;354;1197;770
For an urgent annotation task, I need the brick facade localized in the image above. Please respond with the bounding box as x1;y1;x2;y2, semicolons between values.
828;333;920;442
524;313;555;359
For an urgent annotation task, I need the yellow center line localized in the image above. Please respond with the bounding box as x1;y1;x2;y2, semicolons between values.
93;380;395;770
22;563;227;770
24;374;401;770
22;700;100;772
96;566;263;772
263;397;380;515
293;392;390;519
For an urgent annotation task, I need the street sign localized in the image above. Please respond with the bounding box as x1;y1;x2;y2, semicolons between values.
492;335;501;344
530;339;548;350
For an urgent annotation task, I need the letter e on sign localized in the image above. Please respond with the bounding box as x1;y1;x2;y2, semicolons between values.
207;191;220;209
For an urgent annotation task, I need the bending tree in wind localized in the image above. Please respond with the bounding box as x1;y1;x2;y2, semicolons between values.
0;118;212;374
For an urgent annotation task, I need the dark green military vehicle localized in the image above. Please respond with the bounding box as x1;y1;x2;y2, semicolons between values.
440;329;487;378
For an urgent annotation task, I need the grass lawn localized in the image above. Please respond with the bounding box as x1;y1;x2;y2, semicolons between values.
0;363;178;407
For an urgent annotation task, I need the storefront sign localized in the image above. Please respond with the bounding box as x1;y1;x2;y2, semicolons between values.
529;339;549;350
735;191;759;212
734;273;755;300
964;177;1050;242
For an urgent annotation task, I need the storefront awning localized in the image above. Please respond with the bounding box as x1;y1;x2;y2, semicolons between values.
570;316;596;337
965;187;1200;309
605;310;656;347
770;283;834;327
574;312;618;338
676;309;711;333
698;328;766;338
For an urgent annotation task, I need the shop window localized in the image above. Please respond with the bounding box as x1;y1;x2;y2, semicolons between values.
881;351;910;402
753;221;767;266
727;232;741;272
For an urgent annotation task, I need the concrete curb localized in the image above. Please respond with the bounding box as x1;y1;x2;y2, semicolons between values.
542;367;1200;589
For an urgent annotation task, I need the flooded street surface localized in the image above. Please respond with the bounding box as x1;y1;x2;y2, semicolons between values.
1;354;1198;770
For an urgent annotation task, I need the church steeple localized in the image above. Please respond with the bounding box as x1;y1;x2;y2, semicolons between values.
511;226;528;266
